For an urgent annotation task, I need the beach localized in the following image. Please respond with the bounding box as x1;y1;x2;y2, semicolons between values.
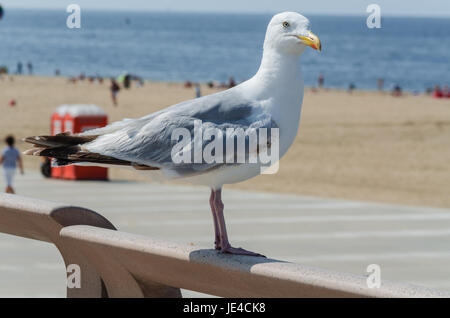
1;75;450;208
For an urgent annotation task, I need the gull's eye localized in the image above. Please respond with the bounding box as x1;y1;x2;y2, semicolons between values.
282;21;290;28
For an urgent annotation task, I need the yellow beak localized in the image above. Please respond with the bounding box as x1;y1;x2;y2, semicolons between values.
296;31;321;51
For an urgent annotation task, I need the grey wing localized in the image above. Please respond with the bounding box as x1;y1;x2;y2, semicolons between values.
84;91;278;177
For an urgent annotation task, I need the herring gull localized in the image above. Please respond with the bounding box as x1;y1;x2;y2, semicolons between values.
24;12;321;257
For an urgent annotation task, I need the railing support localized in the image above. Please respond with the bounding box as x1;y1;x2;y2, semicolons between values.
0;194;180;298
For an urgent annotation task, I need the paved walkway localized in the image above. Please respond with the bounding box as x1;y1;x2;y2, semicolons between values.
1;172;450;297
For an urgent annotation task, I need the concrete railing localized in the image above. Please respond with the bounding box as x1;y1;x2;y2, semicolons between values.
0;194;449;298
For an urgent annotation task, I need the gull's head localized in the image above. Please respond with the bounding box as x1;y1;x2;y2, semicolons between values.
264;12;321;55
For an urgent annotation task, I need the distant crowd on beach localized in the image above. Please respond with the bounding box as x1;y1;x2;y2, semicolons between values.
65;72;145;106
2;61;449;101
426;85;450;99
313;73;450;99
0;61;33;78
184;76;237;99
15;61;33;75
0;61;34;76
184;76;237;91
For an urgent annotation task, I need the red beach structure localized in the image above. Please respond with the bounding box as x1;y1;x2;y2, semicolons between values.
50;104;108;180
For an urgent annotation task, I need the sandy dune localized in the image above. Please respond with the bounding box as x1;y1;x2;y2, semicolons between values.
1;76;449;208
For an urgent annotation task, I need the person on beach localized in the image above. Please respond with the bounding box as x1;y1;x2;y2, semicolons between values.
195;83;201;98
1;135;24;194
26;62;33;75
318;73;324;88
110;78;121;106
16;62;23;75
377;78;384;91
228;76;236;88
348;83;356;93
123;74;131;89
392;84;402;97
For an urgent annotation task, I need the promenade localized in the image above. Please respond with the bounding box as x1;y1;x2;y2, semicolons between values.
1;172;449;297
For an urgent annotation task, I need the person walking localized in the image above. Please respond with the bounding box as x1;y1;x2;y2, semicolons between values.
1;135;24;194
110;78;121;106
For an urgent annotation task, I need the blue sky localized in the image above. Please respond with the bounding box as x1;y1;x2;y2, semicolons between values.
1;0;450;17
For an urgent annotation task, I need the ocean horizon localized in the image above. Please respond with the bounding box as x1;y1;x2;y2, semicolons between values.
0;8;449;91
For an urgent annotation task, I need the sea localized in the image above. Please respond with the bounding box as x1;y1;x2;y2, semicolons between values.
0;9;449;91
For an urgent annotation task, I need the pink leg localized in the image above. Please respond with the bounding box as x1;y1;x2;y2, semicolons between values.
209;190;221;250
212;188;265;257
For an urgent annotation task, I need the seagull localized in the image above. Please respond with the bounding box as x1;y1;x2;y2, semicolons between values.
24;12;321;257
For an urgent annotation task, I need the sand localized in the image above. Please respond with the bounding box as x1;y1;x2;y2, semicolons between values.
1;75;449;208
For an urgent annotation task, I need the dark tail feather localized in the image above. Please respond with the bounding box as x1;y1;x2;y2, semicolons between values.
23;132;98;148
23;133;159;170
